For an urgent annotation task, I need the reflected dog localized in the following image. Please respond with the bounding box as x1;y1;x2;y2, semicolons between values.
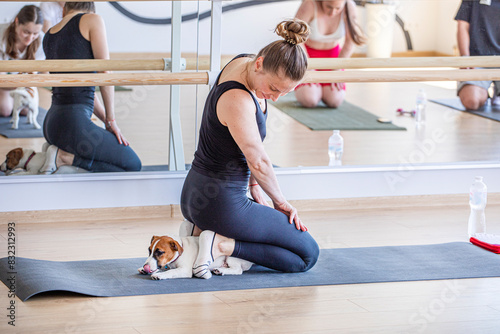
0;147;48;175
9;87;40;130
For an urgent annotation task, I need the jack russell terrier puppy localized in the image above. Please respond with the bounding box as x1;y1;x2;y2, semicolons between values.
139;226;252;280
9;87;40;130
1;147;49;175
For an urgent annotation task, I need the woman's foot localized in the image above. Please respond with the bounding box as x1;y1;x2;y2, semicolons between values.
192;230;216;279
192;231;236;279
39;145;59;174
492;95;500;106
42;142;50;152
178;220;203;237
179;220;195;237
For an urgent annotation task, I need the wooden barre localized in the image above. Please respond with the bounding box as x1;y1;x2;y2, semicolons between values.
0;58;233;73
9;0;204;2
1;69;499;87
2;56;499;73
307;56;500;70
0;58;231;73
0;59;168;73
0;72;209;88
305;69;500;83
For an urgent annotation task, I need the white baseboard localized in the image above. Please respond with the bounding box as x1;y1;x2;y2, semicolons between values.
2;162;499;212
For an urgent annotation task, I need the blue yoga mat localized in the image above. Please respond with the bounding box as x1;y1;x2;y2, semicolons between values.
430;97;500;122
1;242;499;301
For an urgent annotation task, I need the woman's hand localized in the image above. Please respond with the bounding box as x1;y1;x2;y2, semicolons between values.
332;82;345;91
331;69;345;91
249;184;271;207
106;120;130;146
273;200;308;232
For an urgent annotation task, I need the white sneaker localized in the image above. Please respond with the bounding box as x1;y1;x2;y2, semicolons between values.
178;219;195;237
41;142;50;152
39;145;58;174
492;96;500;106
192;230;215;279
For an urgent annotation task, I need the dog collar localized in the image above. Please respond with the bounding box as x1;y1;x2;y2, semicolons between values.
165;252;181;270
23;152;36;170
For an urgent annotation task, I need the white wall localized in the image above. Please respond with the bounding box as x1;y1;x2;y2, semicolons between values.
4;162;500;212
0;1;459;56
437;0;461;55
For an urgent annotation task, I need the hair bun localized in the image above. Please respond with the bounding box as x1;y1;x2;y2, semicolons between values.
275;19;310;45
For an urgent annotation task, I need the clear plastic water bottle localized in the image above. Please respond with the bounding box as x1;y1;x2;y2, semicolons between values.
468;176;487;237
415;88;427;125
328;130;343;166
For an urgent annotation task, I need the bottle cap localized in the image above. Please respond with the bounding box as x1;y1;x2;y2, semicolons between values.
377;118;392;123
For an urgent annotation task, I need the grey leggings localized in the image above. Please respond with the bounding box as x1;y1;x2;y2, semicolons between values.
43;103;141;172
181;168;320;273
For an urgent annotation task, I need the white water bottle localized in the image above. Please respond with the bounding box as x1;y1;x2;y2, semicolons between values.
468;176;487;237
328;130;344;166
415;89;427;125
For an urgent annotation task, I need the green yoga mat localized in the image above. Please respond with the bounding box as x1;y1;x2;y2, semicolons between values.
270;93;405;131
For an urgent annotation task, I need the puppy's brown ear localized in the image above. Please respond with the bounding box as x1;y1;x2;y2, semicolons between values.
7;148;24;170
170;241;183;256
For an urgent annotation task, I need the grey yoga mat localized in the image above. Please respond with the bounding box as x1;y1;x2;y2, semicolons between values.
430;97;500;122
270;92;405;131
0;107;47;138
1;242;499;301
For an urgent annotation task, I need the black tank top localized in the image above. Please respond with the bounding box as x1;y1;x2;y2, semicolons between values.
43;13;95;106
191;54;268;182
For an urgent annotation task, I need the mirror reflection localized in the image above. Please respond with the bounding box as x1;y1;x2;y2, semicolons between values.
0;0;499;177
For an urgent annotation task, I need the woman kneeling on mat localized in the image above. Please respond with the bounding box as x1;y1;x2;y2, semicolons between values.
294;0;365;108
41;2;141;173
181;19;319;278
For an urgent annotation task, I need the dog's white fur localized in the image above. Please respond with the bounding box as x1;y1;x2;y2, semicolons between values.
9;87;40;130
0;147;48;175
138;234;253;280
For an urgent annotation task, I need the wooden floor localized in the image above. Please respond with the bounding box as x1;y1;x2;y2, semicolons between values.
1;196;500;333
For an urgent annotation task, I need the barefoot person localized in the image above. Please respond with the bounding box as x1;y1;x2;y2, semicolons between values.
294;0;365;108
455;0;500;110
181;19;319;279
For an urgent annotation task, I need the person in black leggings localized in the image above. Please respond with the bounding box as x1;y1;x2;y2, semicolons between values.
40;2;141;173
181;19;319;279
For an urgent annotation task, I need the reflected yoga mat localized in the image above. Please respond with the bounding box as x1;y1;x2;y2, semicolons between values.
1;242;500;301
270;93;405;131
0;107;47;138
430;97;500;122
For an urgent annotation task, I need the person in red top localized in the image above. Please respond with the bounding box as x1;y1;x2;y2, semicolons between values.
294;0;365;108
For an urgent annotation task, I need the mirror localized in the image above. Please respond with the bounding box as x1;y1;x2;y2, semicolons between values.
1;0;498;179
